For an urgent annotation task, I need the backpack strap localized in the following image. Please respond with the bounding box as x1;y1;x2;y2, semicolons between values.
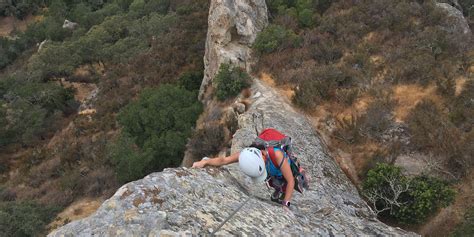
267;147;286;169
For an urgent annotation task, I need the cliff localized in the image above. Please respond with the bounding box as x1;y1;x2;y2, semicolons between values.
49;0;418;235
49;79;416;236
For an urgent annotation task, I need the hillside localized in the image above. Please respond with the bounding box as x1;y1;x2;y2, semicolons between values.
0;0;472;236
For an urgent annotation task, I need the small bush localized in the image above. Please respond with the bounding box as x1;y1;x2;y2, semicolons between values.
407;100;460;155
178;71;203;91
293;64;357;109
359;96;396;142
333;114;364;144
214;63;252;101
253;24;301;54
363;163;455;224
187;124;226;159
0;201;59;237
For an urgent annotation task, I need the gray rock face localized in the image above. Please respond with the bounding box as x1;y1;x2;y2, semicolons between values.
198;0;268;101
436;2;472;51
49;80;417;236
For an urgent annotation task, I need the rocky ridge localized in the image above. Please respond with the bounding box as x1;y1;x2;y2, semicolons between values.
198;0;268;101
49;79;416;236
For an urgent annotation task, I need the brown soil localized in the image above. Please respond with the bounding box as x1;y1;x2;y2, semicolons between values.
0;14;38;37
418;170;474;236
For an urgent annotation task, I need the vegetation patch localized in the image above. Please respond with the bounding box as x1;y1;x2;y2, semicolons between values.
363;163;455;224
110;85;202;183
214;63;252;101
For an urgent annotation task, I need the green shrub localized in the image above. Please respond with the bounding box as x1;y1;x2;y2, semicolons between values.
363;163;455;224
396;176;455;223
452;206;474;237
0;76;76;147
253;24;301;54
178;71;203;91
112;85;202;183
0;201;59;237
108;135;153;183
214;63;252;101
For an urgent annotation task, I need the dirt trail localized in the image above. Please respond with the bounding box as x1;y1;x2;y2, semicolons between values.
418;170;474;236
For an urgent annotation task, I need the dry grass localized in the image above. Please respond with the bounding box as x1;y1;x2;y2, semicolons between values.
455;76;467;96
259;72;295;100
392;84;441;122
48;198;104;231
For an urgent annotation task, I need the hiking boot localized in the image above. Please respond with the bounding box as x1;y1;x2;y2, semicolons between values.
295;174;305;193
270;190;284;203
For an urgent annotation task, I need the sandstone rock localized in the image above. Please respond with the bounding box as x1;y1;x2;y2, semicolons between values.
199;0;268;101
49;80;418;236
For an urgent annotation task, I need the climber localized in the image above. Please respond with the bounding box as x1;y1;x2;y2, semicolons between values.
192;128;308;209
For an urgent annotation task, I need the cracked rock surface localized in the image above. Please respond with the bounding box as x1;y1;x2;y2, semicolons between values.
49;80;417;236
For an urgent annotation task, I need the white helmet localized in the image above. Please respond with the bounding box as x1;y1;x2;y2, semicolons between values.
238;147;267;183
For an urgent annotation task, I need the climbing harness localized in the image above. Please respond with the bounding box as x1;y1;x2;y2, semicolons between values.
211;196;252;235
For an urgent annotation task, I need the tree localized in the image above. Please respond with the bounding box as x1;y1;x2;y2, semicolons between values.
113;85;202;183
363;163;455;224
0;201;59;237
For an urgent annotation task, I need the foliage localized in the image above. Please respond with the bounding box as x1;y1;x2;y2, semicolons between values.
293;64;358;109
407;100;460;157
178;71;203;91
253;24;301;54
396;176;455;223
0;76;76;147
363;163;455;224
452;206;474;237
214;63;251;101
0;0;44;19
0;201;59;237
112;85;202;183
187;124;226;159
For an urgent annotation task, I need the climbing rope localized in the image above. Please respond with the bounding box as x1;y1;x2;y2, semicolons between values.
211;196;252;236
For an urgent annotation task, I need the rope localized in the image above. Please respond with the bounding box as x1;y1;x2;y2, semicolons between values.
211;196;251;236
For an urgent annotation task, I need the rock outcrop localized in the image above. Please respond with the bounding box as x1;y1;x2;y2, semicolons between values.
198;0;268;102
436;2;472;50
48;0;422;235
49;80;417;236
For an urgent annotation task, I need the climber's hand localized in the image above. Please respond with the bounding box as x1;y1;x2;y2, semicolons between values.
192;160;205;168
192;157;210;168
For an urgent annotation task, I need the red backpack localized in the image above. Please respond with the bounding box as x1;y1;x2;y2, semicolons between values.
252;128;309;193
253;128;292;168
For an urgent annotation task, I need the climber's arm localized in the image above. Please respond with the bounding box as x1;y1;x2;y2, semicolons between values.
192;152;239;168
276;150;294;204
